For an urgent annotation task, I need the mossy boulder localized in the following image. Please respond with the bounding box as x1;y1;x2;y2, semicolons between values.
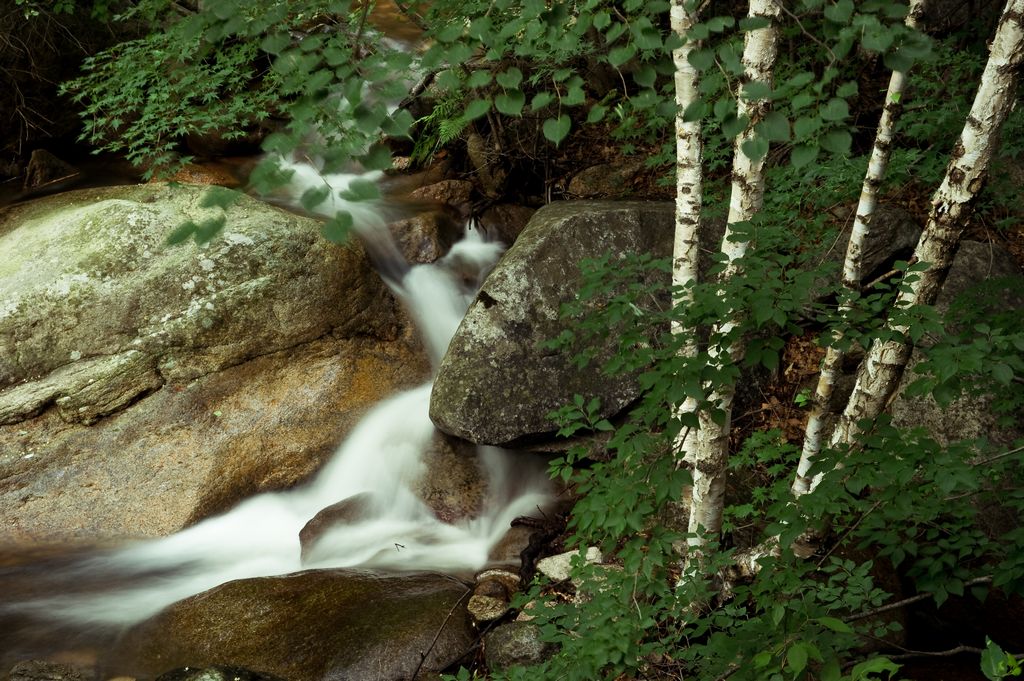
0;183;435;544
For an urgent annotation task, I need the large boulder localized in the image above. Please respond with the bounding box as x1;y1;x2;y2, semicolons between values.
110;570;475;681
429;201;673;446
0;183;433;544
891;240;1024;448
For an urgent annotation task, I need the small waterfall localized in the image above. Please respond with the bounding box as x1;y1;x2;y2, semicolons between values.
5;160;552;629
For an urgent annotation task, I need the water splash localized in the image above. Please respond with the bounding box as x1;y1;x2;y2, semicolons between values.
5;161;551;629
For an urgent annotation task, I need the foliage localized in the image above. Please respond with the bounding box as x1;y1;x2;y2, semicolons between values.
42;0;1024;679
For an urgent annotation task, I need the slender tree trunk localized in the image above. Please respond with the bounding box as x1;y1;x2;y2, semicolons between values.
793;0;926;497
670;0;703;469
827;0;1024;453
688;0;781;550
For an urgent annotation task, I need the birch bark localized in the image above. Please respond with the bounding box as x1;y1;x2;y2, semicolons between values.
687;0;780;549
670;0;703;469
827;0;1024;454
793;0;927;497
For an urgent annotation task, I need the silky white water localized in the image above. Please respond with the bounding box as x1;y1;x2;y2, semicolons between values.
10;160;551;628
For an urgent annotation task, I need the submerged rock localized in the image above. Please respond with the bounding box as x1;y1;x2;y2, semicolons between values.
429;201;673;446
111;570;475;681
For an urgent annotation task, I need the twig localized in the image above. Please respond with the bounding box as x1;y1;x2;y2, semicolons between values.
861;257;919;292
778;4;837;65
353;0;372;51
392;0;429;30
817;500;883;567
411;586;473;680
974;443;1024;468
845;576;992;623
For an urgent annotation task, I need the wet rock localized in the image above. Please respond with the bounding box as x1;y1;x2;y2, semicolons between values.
387;211;462;264
155;666;284;681
7;660;90;681
483;621;554;671
566;160;644;199
23;150;79;190
410;180;475;218
0;183;428;543
467;568;520;624
479;204;535;246
430;201;673;446
112;570;475;681
299;493;375;562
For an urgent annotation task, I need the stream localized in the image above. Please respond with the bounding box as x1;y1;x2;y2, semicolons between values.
0;158;553;668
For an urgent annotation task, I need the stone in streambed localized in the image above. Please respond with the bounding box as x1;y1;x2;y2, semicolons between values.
429;201;674;447
111;570;475;681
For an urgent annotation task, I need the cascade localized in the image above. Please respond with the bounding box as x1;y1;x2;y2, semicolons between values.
4;159;552;631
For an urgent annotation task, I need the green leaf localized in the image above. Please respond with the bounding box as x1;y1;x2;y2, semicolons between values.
543;115;571;145
532;91;554;110
739;15;770;31
722;114;749;138
382;109;415;138
193;216;225;244
836;81;858;98
760;111;790;141
463;98;492;121
166;220;198;246
824;0;854;23
359;144;392;171
260;32;290;55
466;70;492;88
496;67;523;89
634;64;657;88
586;104;607;123
608;44;637;67
794;115;821;139
593;11;611;29
321;211;353;243
850;657;900;680
683;100;709;122
742;80;773;100
787;642;809;676
338;177;380;202
495;90;526;116
741;135;769;161
993;362;1014;385
817;616;854;633
301;185;330;211
820;129;852;154
199;186;241;210
688;48;715;70
884;50;915;72
821;97;850;121
791;144;819;168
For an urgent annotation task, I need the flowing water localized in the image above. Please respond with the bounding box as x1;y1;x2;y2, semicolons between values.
0;159;552;659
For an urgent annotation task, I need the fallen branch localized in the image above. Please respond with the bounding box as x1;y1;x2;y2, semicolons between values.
846;576;992;623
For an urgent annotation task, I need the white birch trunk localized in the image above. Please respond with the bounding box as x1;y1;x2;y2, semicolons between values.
688;0;780;549
792;0;926;497
670;0;703;469
827;0;1024;455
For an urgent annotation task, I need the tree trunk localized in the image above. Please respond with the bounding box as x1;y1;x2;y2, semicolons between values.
670;0;703;469
688;0;781;550
828;0;1024;453
793;0;927;497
